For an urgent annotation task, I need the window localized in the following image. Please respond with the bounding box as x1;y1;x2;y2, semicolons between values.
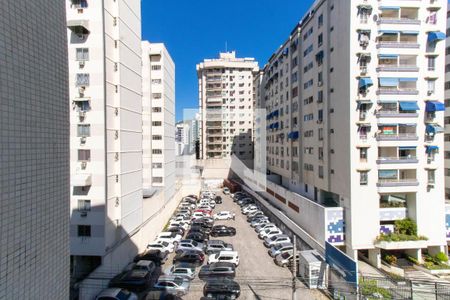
152;79;162;84
77;124;90;137
318;147;323;160
151;65;161;70
305;184;308;193
303;44;314;57
74;100;90;111
428;56;436;71
152;163;162;168
76;73;89;86
152;149;162;154
319;166;324;179
292;87;298;97
318;33;323;46
78;149;90;161
304;79;314;89
445;81;450;90
318;128;324;140
152;121;162;126
152;135;162;140
428;170;435;184
152;93;162;99
318;72;323;85
76;48;89;61
318;14;323;28
317;90;323;103
78;225;91;237
78;199;91;211
318;109;323;122
360;148;367;161
427;80;435;94
152;107;162;113
360;171;368;185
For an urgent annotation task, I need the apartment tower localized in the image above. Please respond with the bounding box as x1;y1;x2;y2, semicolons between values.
197;51;259;161
142;42;176;203
258;0;448;264
445;9;450;203
0;1;69;298
66;0;143;279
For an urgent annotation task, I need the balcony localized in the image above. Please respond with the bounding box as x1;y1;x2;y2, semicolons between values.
378;7;419;25
376;87;418;95
377;169;418;187
377;64;418;72
379;207;407;221
377;33;419;49
377;156;418;164
376;110;418;118
376;133;418;141
377;178;418;187
377;146;417;164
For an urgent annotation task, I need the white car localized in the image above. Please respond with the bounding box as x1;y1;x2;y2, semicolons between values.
95;288;138;300
157;232;182;245
223;187;230;194
169;221;189;230
147;240;175;253
250;218;270;227
207;251;240;266
264;230;284;240
269;243;294;257
213;211;235;220
242;207;259;215
263;234;291;248
191;212;207;220
164;265;196;280
259;228;281;239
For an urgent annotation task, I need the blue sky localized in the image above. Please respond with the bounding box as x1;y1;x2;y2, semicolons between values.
142;0;315;121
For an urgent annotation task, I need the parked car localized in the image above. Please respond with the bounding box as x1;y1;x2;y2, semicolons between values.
109;269;154;292
207;251;239;267
157;232;182;246
173;250;205;266
134;250;169;265
264;230;285;240
263;234;291;248
213;211;235;220
95;288;138;300
185;231;209;243
210;225;236;237
192;212;207;220
131;260;156;273
242;207;259;215
190;225;211;236
255;223;277;233
165;263;196;280
166;226;185;236
196;217;215;226
153;275;190;296
268;242;294;257
145;291;183;300
274;252;299;267
192;219;214;229
205;240;234;255
168;221;189;231
186;194;199;200
214;196;222;204
246;210;264;219
199;262;236;280
247;214;267;223
223;187;230;194
176;239;205;253
258;228;281;239
250;218;269;227
203;278;240;299
147;241;175;253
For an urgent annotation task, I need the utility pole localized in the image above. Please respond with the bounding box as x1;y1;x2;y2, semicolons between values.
292;235;297;300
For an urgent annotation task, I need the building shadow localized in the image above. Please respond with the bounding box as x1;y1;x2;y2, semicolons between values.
227;130;255;180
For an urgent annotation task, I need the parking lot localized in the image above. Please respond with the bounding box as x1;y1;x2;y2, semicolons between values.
163;191;328;300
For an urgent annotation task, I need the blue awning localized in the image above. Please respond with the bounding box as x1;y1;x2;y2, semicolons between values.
378;30;399;34
273;122;279;129
282;48;289;56
402;30;419;35
379;77;398;87
378;54;398;59
359;77;373;89
266;113;272;120
316;50;324;60
288;131;299;140
426;124;444;134
379;170;398;178
273;110;279;117
426;145;439;153
399;146;416;150
428;31;446;43
425;101;445;112
379;6;400;10
399;101;419;111
398;77;417;82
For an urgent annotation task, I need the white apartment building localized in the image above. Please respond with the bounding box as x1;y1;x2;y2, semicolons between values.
257;0;448;265
142;42;176;203
445;10;450;202
0;2;69;298
67;0;143;280
197;51;259;161
176;122;191;155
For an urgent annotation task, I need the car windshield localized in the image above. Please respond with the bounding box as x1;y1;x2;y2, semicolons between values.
281;252;291;259
174;277;184;286
115;289;132;300
192;240;198;246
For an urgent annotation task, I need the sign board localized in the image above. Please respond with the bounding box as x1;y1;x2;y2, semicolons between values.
325;242;358;286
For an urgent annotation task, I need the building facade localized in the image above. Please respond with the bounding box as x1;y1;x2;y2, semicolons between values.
67;0;143;279
142;42;176;202
197;51;259;161
176;122;191;155
0;1;69;298
257;0;448;264
445;9;450;202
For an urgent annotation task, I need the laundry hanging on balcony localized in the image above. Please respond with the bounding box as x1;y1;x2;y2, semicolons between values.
425;101;445;112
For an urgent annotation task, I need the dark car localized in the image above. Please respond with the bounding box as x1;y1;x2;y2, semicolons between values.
109;269;154;292
247;213;266;222
199;262;236;280
166;226;185;236
210;225;236;237
186;231;209;243
134;250;169;265
173;250;205;266
214;196;222;204
145;290;183;300
194;218;214;228
186;194;199;200
190;225;211;235
203;278;241;299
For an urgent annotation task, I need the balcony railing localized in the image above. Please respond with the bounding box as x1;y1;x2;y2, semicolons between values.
376;42;419;49
376;133;418;141
377;178;419;187
377;18;420;25
376;110;418;118
376;65;419;72
376;156;418;164
376;88;418;95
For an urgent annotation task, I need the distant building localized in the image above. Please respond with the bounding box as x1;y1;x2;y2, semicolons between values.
0;2;69;298
142;42;176;203
197;51;259;160
176;122;190;155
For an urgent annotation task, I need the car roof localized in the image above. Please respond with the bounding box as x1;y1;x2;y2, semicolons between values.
96;288;123;297
218;251;237;255
207;240;225;245
136;260;154;266
210;262;235;268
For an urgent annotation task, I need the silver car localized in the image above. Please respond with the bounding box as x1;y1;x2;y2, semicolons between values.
274;251;299;267
95;288;138;300
165;264;196;280
153;275;190;296
268;243;293;257
263;234;291;248
176;239;204;253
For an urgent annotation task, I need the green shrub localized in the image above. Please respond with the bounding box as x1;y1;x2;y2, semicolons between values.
384;254;397;265
423;261;435;269
435;252;449;263
394;218;417;236
406;256;419;265
359;279;392;299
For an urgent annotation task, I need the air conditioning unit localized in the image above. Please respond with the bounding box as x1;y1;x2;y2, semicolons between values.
427;90;434;96
80;136;87;144
360;111;367;119
360;67;367;75
81;161;87;169
79;61;85;68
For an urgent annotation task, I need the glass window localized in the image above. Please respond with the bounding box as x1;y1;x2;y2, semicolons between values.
77;225;91;237
77;124;90;137
76;48;89;61
360;172;368;185
78;199;91;211
76;73;89;86
78;149;90;161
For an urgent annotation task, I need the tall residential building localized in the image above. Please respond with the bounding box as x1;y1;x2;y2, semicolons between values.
67;0;143;279
197;51;259;160
445;9;450;202
176;122;191;155
142;42;176;202
0;1;69;298
257;0;448;265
